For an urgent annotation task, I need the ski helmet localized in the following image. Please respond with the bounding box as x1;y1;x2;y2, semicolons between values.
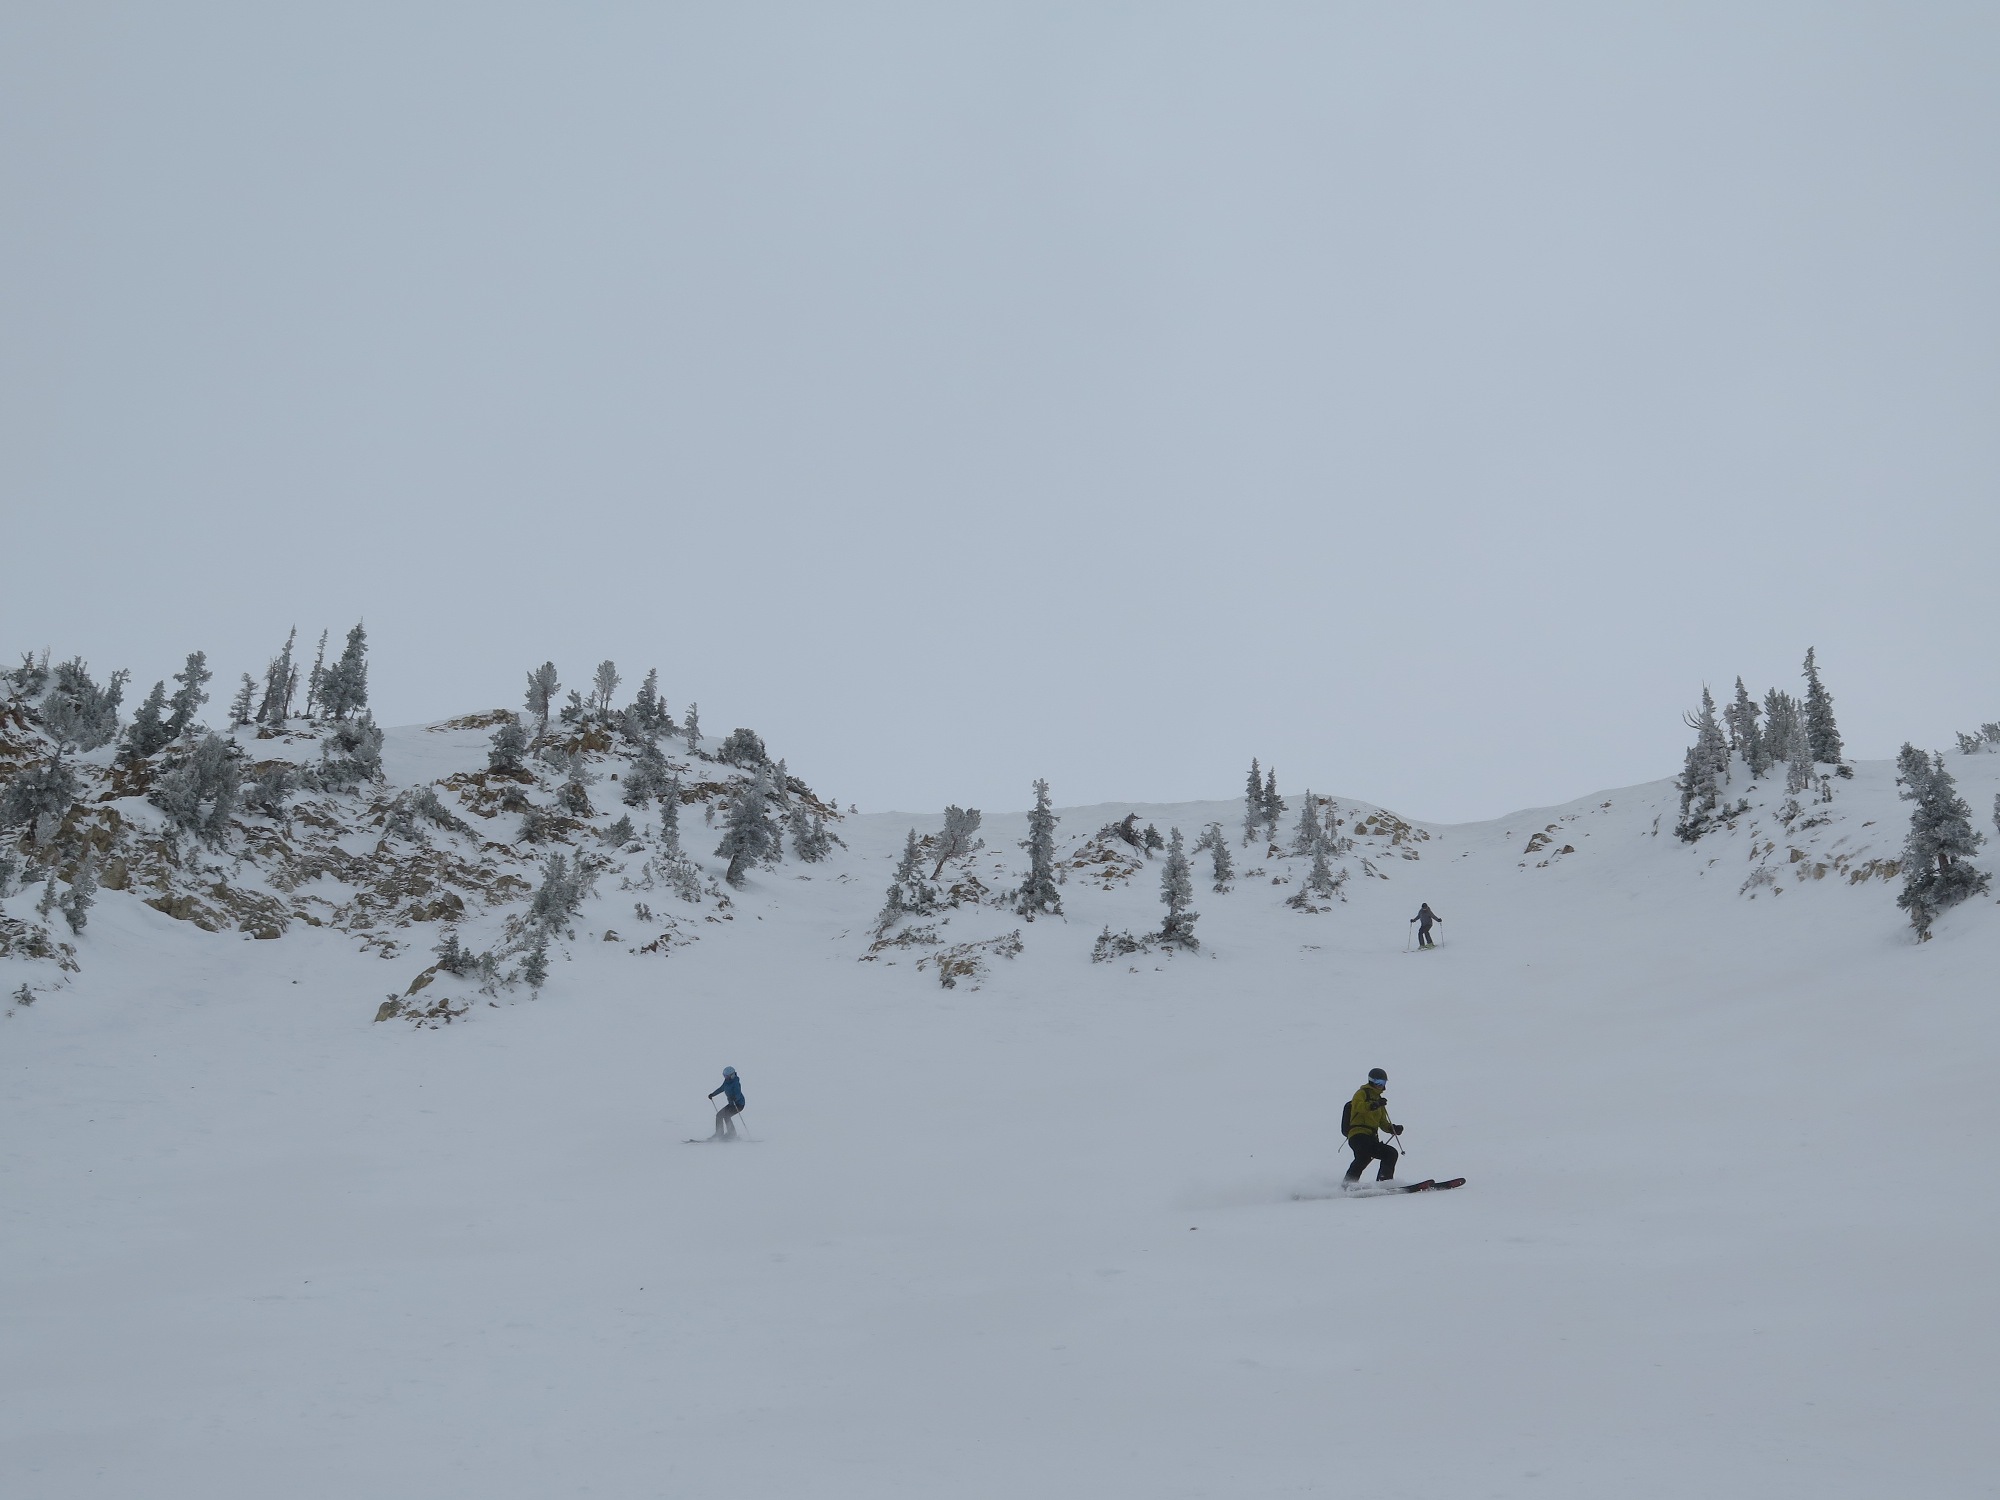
723;1066;737;1078
1367;1067;1387;1084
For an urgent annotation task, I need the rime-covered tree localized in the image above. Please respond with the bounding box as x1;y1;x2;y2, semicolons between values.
631;668;665;736
318;712;384;791
1783;713;1813;796
303;630;329;718
228;674;256;727
522;935;550;992
714;765;783;887
125;679;173;760
1725;677;1763;773
930;805;983;878
1762;688;1799;769
719;727;767;766
1242;759;1263;846
41;659;128;750
318;623;370;720
488;714;529;773
152;732;241;843
256;628;299;726
524;662;561;739
1;754;79;847
791;811;833;863
591;660;621;718
59;850;97;935
168;652;212;738
683;702;701;749
1801;647;1843;766
1289;791;1325;857
239;762;293;818
1157;827;1199;949
1674;686;1730;841
1192;822;1234;891
1300;838;1342;900
1261;769;1285;846
1894;745;1990;940
1143;823;1164;855
623;738;670;806
658;777;684;856
1015;778;1063;918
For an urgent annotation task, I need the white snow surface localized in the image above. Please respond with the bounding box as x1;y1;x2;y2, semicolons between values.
5;745;1999;1498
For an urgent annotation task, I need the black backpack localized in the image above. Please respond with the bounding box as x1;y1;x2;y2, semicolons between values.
1340;1098;1351;1135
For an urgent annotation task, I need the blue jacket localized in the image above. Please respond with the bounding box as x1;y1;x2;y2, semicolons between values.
710;1075;744;1109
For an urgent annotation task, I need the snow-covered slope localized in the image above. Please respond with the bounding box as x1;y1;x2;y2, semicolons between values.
4;713;1998;1499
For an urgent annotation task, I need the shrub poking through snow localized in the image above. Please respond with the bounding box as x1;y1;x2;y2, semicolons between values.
153;733;241;844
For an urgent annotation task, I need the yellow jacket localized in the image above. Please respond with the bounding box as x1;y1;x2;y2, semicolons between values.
1346;1084;1398;1138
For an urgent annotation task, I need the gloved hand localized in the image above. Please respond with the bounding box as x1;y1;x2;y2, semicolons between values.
1388;1125;1403;1136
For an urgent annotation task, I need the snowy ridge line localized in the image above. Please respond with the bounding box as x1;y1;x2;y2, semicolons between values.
6;645;1999;1018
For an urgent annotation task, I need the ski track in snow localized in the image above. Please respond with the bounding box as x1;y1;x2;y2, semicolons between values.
4;735;1999;1500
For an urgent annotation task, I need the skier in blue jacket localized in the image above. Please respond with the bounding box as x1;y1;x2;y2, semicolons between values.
707;1066;744;1141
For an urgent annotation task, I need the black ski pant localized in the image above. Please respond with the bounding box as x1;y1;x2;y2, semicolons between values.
1344;1133;1397;1183
713;1103;743;1139
1417;922;1435;948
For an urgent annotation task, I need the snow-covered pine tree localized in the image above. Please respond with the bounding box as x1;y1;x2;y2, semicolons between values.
1158;827;1199;949
1;755;79;844
719;728;767;766
1993;793;2000;839
152;732;241;843
1894;745;1991;940
1262;769;1285;846
59;850;97;934
591;661;621;718
632;668;664;735
256;628;298;726
929;805;983;878
36;862;60;921
41;659;128;750
791;812;833;863
1801;647;1843;766
714;765;782;887
683;703;701;749
1289;791;1324;856
317;713;384;791
1143;824;1164;855
1674;686;1730;841
1725;677;1763;772
522;936;550;992
228;674;256;727
1784;713;1813;796
659;777;683;856
1192;822;1234;891
1301;838;1341;900
488;714;529;773
894;826;925;884
303;630;329;718
1762;688;1798;765
1015;778;1063;919
1243;759;1262;846
168;652;211;738
623;738;670;806
239;762;293;818
125;679;173;760
524;662;561;739
318;623;370;720
559;754;598;817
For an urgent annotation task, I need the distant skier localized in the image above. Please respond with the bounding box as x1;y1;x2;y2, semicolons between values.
1342;1067;1403;1186
1409;902;1442;949
707;1066;744;1141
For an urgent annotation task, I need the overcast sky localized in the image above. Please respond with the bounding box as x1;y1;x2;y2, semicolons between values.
4;4;1996;822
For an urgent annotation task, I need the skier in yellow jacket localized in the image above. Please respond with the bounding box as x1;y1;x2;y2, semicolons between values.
1343;1067;1404;1186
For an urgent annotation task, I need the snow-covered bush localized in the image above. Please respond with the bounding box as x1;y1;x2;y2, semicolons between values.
40;658;128;751
152;732;241;844
317;712;384;791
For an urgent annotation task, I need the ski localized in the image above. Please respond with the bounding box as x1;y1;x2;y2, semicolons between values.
1292;1177;1466;1200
